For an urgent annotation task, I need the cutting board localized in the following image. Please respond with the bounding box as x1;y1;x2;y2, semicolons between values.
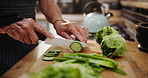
29;40;101;72
28;41;148;78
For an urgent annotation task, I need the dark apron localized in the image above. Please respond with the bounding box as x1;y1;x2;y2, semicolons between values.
0;0;38;76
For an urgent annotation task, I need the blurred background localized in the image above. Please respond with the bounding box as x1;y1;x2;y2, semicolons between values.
36;0;148;42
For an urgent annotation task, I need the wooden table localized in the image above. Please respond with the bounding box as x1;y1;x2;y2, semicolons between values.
1;40;148;78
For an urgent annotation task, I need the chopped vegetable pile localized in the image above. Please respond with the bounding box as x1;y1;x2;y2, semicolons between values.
28;53;127;78
96;26;127;58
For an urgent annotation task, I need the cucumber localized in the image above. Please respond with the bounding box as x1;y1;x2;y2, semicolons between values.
44;53;59;57
69;42;83;52
48;50;62;53
42;49;62;61
42;57;55;61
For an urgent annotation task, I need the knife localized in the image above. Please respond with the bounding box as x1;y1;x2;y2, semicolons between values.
45;37;88;47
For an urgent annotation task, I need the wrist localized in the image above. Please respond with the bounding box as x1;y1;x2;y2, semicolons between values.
53;19;66;26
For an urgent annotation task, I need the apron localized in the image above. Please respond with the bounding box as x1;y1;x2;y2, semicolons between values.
0;0;38;75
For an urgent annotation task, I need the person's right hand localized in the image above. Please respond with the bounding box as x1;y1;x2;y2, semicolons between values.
0;18;54;44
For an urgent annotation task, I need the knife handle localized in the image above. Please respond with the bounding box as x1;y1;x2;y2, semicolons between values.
71;35;80;41
75;38;80;41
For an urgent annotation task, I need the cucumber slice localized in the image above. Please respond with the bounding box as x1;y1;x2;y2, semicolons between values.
69;42;83;52
48;50;62;53
42;57;55;61
42;50;62;61
44;53;58;57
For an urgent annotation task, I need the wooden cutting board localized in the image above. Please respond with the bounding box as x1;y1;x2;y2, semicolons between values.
28;40;148;78
29;40;102;72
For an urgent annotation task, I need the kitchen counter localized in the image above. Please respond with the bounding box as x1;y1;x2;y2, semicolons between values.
121;1;148;9
1;40;148;78
36;10;123;25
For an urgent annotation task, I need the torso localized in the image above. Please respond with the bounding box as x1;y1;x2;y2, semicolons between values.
0;0;38;76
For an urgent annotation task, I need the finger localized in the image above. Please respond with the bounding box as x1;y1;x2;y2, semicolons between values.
83;27;89;39
33;23;54;39
24;34;32;44
28;30;39;44
82;27;89;43
76;25;88;42
67;24;85;42
61;32;73;40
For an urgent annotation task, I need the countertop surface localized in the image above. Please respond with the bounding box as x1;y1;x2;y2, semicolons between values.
121;1;148;9
1;40;148;78
36;10;123;25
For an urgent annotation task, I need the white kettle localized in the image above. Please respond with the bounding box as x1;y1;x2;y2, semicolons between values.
83;1;112;33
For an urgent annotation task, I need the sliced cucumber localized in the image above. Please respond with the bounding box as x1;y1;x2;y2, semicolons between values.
42;49;62;61
48;50;62;53
69;42;83;52
42;57;55;61
44;53;59;57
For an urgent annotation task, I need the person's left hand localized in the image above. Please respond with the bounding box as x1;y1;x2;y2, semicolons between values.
54;21;88;43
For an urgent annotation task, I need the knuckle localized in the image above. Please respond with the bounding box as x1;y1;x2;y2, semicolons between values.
27;18;35;25
28;18;34;22
22;25;29;30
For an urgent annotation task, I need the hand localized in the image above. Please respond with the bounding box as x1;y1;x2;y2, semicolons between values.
0;18;54;44
54;21;88;43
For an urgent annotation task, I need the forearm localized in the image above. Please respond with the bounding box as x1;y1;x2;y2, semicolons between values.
39;0;63;24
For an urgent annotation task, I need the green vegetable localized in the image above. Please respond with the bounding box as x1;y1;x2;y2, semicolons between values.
109;68;127;75
44;53;58;57
61;53;126;75
42;49;61;61
69;42;82;52
42;57;55;61
48;50;62;53
96;26;127;58
30;53;127;78
101;34;127;58
28;63;101;78
96;26;118;44
93;67;105;73
63;53;118;68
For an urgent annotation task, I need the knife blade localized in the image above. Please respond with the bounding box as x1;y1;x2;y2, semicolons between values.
45;37;88;47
